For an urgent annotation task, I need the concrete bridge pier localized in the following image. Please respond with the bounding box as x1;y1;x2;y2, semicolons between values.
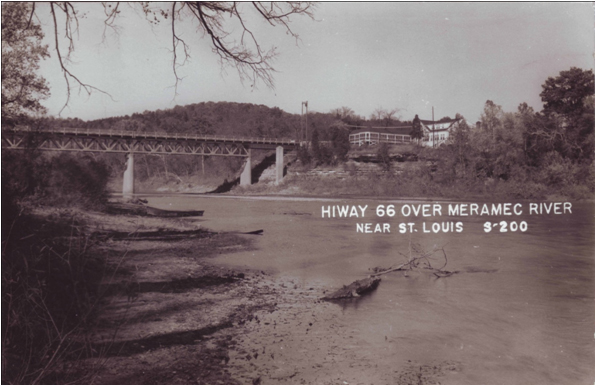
240;146;286;186
240;149;252;186
275;146;284;185
123;153;135;200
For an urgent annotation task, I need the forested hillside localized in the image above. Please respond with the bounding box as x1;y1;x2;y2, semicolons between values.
47;102;326;139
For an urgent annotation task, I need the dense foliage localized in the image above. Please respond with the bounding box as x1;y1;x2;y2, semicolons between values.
423;69;594;199
410;114;423;141
308;121;351;165
1;2;49;124
2;208;105;384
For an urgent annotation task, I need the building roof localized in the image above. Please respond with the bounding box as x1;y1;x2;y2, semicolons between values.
350;126;412;136
420;118;461;132
420;118;461;125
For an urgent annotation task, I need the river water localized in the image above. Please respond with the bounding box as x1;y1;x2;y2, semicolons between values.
147;195;594;384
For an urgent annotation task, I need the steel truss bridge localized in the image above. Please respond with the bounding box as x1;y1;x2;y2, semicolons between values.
2;126;300;197
1;126;299;156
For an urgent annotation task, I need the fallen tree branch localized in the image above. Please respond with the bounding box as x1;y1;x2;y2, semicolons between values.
370;246;447;277
323;244;452;302
321;277;381;300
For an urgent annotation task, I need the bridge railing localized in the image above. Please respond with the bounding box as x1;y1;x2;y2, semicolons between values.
4;126;299;146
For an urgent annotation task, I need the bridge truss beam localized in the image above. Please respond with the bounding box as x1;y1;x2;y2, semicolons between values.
1;131;251;157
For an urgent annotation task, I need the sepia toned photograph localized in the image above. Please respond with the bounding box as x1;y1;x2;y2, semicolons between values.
2;2;594;384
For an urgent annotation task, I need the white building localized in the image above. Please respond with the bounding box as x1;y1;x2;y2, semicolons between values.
347;117;463;147
419;118;462;147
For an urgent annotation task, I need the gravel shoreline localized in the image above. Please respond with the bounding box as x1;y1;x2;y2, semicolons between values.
33;205;463;384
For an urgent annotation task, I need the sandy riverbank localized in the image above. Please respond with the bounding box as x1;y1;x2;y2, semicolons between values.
34;206;296;384
33;205;464;384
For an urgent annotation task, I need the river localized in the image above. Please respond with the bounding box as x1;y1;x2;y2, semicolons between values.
146;194;594;384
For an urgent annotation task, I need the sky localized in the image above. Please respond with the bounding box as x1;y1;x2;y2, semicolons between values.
35;2;595;124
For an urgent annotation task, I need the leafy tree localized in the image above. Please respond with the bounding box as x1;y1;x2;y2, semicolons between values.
410;114;423;142
311;126;321;160
520;112;563;165
516;102;534;117
330;106;356;122
296;145;311;166
534;68;595;160
1;2;49;124
491;113;529;180
329;121;350;163
445;119;473;178
579;94;595;160
540;67;594;119
377;143;391;172
480;100;504;143
309;126;335;165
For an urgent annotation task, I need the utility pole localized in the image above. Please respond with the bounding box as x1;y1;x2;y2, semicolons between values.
301;101;308;142
432;106;435;148
301;102;304;141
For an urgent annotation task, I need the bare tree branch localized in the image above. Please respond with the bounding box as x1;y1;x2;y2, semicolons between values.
101;2;121;41
372;244;450;277
39;2;315;109
49;2;113;115
251;2;314;42
25;2;35;30
186;2;277;89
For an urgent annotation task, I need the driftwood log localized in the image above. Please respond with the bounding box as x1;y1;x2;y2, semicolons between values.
323;245;459;301
93;228;264;242
93;228;212;241
322;276;381;300
369;245;450;277
106;202;204;218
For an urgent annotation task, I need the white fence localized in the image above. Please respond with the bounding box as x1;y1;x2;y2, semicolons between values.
349;131;412;146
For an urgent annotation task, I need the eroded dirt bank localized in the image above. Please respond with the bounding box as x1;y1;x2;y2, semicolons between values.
38;205;463;384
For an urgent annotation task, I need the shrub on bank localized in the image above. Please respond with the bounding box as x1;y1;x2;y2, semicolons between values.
2;209;105;384
2;152;110;210
2;152;112;383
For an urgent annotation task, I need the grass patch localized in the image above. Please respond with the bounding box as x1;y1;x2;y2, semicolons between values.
2;208;106;383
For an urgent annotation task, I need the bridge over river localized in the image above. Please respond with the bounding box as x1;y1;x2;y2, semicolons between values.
1;126;301;199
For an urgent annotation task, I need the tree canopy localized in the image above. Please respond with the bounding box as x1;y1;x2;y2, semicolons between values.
538;67;595;159
410;114;423;140
540;67;594;119
1;2;50;124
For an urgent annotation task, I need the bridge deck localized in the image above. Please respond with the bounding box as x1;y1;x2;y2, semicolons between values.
2;126;298;146
2;126;301;156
